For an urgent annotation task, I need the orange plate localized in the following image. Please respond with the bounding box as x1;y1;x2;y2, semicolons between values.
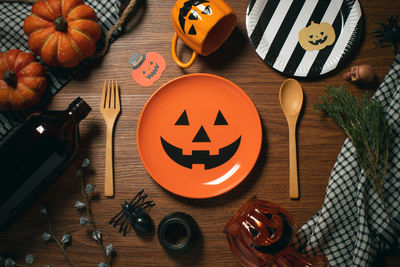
137;74;262;198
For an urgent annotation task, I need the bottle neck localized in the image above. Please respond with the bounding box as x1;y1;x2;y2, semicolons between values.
65;97;92;123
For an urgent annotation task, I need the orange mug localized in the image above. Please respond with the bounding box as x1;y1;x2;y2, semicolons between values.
171;0;237;68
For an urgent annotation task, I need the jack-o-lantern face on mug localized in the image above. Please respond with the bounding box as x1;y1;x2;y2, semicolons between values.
137;74;262;198
298;21;336;51
179;0;213;35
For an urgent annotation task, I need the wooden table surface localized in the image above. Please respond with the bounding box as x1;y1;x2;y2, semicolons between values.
1;0;400;266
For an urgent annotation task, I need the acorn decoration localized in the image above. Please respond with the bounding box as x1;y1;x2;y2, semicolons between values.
343;64;375;83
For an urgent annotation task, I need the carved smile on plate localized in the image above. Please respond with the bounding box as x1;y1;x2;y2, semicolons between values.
160;136;241;169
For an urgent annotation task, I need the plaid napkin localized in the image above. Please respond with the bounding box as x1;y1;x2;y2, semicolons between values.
293;51;400;266
0;0;122;141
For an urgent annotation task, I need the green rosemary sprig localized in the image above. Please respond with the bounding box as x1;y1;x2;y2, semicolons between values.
314;86;396;237
314;86;390;197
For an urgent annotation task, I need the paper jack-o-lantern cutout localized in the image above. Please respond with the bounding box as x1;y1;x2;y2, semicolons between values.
298;21;336;51
137;74;262;198
130;52;166;87
224;197;328;267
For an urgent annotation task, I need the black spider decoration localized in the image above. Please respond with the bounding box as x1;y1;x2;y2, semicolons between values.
373;15;400;53
109;189;155;236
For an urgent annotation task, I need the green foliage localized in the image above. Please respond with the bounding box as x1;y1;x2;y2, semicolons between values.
314;85;390;196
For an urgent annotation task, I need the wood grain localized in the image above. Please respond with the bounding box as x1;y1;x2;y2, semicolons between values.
1;0;400;266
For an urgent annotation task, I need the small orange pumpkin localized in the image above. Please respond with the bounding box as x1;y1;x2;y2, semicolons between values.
0;49;47;110
23;0;101;68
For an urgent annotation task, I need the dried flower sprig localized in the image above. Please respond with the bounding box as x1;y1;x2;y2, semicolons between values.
77;159;113;267
314;86;396;237
79;217;89;226
74;201;85;210
40;204;76;267
106;243;115;257
61;234;71;245
2;158;115;267
0;256;31;267
25;255;34;265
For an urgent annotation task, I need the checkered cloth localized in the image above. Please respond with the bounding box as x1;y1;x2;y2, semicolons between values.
0;0;122;141
293;51;400;266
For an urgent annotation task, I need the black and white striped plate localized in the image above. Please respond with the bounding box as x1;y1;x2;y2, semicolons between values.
246;0;363;77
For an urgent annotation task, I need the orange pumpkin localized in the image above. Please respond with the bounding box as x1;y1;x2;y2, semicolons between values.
0;49;47;110
23;0;101;68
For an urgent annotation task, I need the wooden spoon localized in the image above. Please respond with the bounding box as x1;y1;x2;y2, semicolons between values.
279;79;304;199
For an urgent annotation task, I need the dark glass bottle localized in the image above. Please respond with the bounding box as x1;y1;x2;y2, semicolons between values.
0;97;91;231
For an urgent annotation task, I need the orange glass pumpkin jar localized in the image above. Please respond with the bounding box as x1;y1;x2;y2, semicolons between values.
224;197;328;267
23;0;101;68
0;49;46;110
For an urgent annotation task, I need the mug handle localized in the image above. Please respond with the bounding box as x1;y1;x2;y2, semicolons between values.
172;32;197;68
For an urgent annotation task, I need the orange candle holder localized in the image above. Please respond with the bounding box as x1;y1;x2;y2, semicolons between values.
224;197;328;267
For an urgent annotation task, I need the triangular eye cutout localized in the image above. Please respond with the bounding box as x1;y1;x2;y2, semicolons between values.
188;25;197;35
175;110;189;125
214;110;228;125
264;213;274;220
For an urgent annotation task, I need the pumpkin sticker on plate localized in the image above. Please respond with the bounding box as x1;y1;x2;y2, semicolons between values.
298;21;336;51
130;52;166;87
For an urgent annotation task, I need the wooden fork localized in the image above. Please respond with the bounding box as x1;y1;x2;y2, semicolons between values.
100;80;121;197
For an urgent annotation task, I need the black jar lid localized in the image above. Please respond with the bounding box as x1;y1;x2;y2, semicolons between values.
157;212;199;254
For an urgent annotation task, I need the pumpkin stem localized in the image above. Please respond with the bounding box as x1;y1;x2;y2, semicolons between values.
54;16;68;32
3;70;17;88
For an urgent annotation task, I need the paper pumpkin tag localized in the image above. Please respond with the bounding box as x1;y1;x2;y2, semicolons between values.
298;21;336;51
130;52;166;87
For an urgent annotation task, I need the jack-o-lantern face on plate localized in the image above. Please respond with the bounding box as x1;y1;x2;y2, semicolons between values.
298;21;336;51
137;74;262;198
161;109;241;169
